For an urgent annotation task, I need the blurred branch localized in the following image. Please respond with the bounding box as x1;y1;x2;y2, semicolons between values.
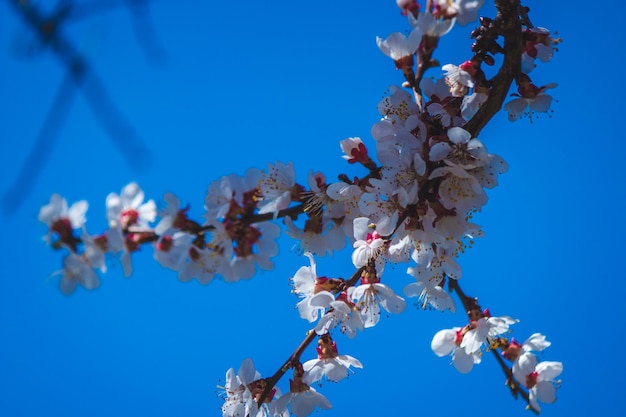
1;70;76;215
2;0;162;214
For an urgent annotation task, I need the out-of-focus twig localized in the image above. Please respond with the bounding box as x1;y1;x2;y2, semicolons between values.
2;0;164;215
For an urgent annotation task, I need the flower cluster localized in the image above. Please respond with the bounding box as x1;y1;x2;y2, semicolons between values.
39;1;563;416
431;299;562;413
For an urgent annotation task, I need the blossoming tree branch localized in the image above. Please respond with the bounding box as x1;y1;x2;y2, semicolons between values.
38;0;562;415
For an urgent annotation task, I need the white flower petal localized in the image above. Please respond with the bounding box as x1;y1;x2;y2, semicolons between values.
431;328;457;357
453;349;475;374
535;380;557;404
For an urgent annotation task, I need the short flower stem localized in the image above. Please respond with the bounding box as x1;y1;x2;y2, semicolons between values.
490;348;538;414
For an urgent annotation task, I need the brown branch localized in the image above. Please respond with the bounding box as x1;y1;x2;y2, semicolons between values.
463;0;523;137
257;328;317;405
256;265;365;404
198;203;306;234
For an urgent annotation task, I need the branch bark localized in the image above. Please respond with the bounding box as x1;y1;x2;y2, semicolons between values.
463;0;523;137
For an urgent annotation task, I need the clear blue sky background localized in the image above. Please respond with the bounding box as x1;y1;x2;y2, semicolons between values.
1;1;624;416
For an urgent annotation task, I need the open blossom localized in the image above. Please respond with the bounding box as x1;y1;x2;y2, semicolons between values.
512;354;563;412
442;62;475;96
429;127;488;170
284;215;345;256
461;315;518;355
291;253;337;323
358;185;401;238
429;163;488;215
431;327;481;373
351;217;387;269
404;264;455;312
221;358;273;417
257;161;297;218
273;386;331;417
396;0;419;16
461;91;488;120
303;335;362;384
39;194;88;230
272;364;332;417
154;230;194;271
408;11;454;36
314;292;364;339
376;28;422;69
106;182;156;230
52;253;100;295
177;222;234;284
435;0;486;25
349;279;406;328
38;194;88;248
205;168;262;221
504;82;557;121
502;333;551;363
221;219;280;281
81;230;107;273
521;27;556;73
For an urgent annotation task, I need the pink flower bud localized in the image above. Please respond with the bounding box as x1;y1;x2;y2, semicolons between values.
340;137;370;164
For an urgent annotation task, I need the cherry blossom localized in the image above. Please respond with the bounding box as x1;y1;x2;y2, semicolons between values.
396;0;419;17
302;335;362;384
257;161;297;218
461;314;518;355
351;218;387;268
38;194;88;249
461;91;488;120
325;181;363;240
376;29;422;69
349;279;406;328
80;230;107;273
106;182;156;231
504;82;557;122
205;168;262;221
291;253;338;323
404;264;456;312
442;62;475;97
154;230;193;271
431;327;481;373
429;163;488;215
502;333;551;363
429;127;488;170
52;253;100;295
440;0;487;26
420;76;452;101
376;84;421;123
221;358;273;417
408;11;454;37
227;221;280;280
521;27;556;73
38;194;88;230
512;354;563;412
272;365;332;417
314;293;364;339
284;215;345;257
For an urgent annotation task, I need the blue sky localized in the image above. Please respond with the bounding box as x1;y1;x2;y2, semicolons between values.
1;1;625;416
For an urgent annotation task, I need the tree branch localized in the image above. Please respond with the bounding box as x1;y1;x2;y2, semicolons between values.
463;0;523;137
